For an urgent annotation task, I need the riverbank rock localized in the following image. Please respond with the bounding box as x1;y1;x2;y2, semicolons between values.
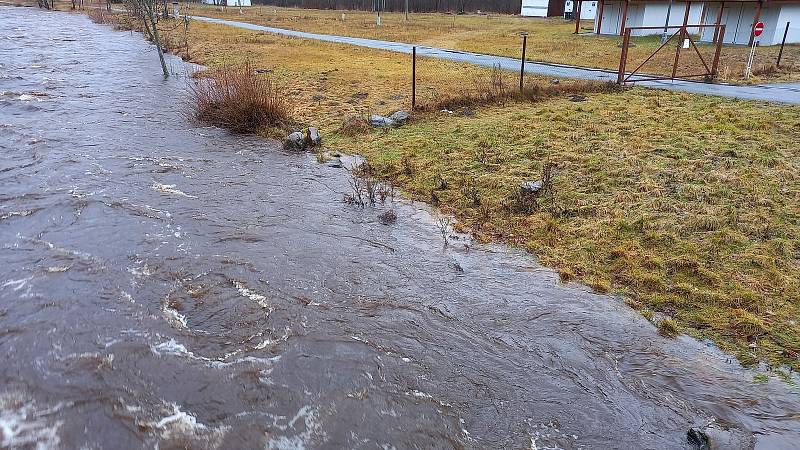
284;127;323;151
388;110;410;124
687;424;755;450
520;180;544;196
283;131;306;150
306;127;322;147
569;94;587;102
326;157;343;168
370;114;394;127
370;110;411;128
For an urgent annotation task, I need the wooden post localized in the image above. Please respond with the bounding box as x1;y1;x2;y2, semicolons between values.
749;0;762;46
713;1;725;44
620;0;629;36
596;0;605;34
575;0;582;34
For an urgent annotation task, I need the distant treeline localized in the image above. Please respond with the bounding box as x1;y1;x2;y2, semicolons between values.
251;0;522;14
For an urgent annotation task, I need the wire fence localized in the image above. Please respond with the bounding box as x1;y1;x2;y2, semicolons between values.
411;53;523;111
410;36;529;111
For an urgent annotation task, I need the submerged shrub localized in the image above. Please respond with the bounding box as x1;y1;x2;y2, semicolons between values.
189;63;291;133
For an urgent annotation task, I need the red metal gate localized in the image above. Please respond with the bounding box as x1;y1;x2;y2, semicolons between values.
617;24;726;84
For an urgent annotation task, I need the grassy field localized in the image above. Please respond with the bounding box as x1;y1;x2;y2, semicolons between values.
60;5;800;374
186;3;800;84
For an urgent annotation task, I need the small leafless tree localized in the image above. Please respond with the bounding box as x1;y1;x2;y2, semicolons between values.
435;213;451;246
124;0;170;78
37;0;54;9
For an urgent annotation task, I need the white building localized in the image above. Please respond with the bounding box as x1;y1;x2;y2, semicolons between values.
201;0;251;6
583;0;800;45
700;1;800;45
566;0;599;19
521;0;566;17
593;1;703;36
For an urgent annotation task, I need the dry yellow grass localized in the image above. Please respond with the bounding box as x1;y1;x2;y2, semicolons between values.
69;7;800;371
187;3;800;84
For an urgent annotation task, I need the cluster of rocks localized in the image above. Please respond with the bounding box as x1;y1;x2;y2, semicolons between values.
369;110;410;128
283;127;322;151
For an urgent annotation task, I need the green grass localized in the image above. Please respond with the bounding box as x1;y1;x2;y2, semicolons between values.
326;91;800;370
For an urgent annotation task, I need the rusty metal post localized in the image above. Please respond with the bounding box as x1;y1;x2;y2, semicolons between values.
520;33;528;93
411;46;416;110
778;21;790;67
618;28;631;84
713;1;725;44
596;0;604;34
711;24;725;79
672;25;685;79
620;0;629;36
749;0;763;46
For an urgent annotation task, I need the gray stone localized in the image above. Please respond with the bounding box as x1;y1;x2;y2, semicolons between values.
326;157;343;168
520;180;543;196
569;94;587;102
369;115;395;127
283;131;306;151
388;110;410;124
687;425;756;450
306;127;322;147
550;79;560;84
378;209;397;225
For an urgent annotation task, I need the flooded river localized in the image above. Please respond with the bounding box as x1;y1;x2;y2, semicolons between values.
1;7;799;450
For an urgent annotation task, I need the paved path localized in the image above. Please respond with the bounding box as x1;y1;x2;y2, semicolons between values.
192;15;800;104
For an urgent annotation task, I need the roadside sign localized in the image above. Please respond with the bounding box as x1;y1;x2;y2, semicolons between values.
754;22;765;37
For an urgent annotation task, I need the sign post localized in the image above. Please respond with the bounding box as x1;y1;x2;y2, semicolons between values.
745;21;764;79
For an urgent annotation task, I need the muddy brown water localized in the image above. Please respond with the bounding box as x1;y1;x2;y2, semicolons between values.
1;7;800;450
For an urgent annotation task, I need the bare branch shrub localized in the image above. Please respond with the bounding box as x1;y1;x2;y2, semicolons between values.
435;213;452;246
344;162;394;208
87;8;111;23
188;62;291;133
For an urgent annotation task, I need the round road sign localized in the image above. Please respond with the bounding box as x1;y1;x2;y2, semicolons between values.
754;22;765;37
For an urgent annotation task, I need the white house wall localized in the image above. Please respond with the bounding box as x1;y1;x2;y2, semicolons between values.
596;1;703;36
699;3;798;46
566;0;599;20
521;0;550;17
775;4;800;45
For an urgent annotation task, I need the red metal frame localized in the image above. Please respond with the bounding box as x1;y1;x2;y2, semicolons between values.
617;24;726;84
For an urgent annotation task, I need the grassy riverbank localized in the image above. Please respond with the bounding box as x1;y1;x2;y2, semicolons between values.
188;3;800;84
78;8;800;372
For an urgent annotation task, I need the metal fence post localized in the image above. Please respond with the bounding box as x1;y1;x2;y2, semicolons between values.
520;33;528;93
617;28;631;84
711;24;725;79
412;46;416;110
778;21;790;67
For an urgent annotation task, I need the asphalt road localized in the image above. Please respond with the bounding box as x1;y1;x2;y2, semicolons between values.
191;15;800;104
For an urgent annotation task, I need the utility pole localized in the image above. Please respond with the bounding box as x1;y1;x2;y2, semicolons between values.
405;0;409;21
